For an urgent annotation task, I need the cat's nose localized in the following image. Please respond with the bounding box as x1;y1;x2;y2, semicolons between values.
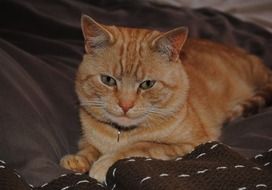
118;100;134;114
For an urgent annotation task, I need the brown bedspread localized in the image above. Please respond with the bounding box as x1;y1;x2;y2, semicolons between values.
1;142;272;190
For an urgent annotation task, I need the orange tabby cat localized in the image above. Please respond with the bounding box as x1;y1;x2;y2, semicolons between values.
60;15;272;182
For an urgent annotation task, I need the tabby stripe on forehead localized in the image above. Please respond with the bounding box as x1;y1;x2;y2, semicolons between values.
119;31;124;57
118;42;124;76
135;60;143;81
139;30;152;58
117;29;154;76
131;30;148;75
116;28;123;76
135;30;151;60
130;30;141;74
120;30;128;76
126;35;134;74
132;30;145;75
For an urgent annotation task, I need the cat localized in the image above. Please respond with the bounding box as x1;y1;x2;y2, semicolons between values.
60;15;272;182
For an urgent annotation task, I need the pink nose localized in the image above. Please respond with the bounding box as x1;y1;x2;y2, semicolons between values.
119;100;134;113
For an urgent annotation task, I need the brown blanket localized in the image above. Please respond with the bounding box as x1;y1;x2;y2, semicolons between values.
1;142;272;189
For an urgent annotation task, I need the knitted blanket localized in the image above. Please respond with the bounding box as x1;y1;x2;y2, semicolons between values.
1;142;271;190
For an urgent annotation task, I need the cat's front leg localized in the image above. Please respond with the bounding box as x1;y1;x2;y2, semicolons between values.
60;139;100;173
89;153;119;183
89;141;195;182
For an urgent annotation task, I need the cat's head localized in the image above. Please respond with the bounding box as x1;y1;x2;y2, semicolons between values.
76;15;189;129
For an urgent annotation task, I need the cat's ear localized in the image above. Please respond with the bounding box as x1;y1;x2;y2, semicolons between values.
151;27;188;61
81;15;114;53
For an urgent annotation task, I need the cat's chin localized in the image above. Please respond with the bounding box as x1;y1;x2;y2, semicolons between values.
104;112;145;129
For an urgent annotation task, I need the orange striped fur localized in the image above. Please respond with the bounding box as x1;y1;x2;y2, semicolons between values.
60;15;272;182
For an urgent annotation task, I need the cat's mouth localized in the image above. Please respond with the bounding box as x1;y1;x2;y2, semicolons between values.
104;121;137;131
104;112;146;130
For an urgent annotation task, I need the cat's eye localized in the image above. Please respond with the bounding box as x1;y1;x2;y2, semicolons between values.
100;75;117;87
139;80;156;90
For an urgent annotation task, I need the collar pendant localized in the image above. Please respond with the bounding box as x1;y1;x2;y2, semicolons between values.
117;130;121;142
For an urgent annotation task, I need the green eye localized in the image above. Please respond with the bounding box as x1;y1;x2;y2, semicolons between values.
139;80;156;90
101;75;117;87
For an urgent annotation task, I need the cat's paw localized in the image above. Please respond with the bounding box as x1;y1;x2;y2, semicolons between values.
60;154;91;173
225;105;244;123
89;154;117;183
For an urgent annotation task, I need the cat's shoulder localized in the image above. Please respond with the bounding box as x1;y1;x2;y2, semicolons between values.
183;38;248;56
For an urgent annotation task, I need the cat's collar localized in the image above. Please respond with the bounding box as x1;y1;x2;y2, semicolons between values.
81;107;137;142
110;122;138;132
107;122;138;142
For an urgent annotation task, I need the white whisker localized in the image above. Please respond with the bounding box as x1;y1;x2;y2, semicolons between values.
80;100;105;108
149;107;175;115
145;108;177;124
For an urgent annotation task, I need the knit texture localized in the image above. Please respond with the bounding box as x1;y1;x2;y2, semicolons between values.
1;142;271;190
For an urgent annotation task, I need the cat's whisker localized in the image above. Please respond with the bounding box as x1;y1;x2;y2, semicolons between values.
149;108;175;117
80;100;103;104
147;113;169;122
81;102;103;104
132;108;146;112
80;100;103;105
80;102;105;109
80;103;103;106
